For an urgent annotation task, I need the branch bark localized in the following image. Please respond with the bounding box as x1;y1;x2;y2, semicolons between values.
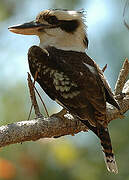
0;59;129;148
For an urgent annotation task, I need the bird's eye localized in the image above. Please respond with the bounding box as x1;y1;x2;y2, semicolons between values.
46;16;58;24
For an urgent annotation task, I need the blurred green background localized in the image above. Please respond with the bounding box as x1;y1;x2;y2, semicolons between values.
0;0;129;179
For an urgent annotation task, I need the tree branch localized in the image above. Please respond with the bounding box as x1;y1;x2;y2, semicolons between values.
0;59;129;148
114;58;129;95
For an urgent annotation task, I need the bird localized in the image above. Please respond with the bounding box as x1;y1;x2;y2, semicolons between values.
8;9;120;174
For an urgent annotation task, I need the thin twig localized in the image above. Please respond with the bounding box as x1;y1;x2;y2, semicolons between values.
28;104;33;120
32;69;49;117
28;71;49;118
34;86;49;117
27;71;39;119
114;58;129;95
123;0;129;30
27;73;42;117
102;64;107;72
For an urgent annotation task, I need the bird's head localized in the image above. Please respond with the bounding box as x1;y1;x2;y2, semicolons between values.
9;9;88;52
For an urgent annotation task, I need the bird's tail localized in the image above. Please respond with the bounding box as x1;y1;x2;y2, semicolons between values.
98;125;118;174
81;120;118;174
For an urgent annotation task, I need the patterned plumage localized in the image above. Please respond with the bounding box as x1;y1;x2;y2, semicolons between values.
9;9;120;173
28;45;119;173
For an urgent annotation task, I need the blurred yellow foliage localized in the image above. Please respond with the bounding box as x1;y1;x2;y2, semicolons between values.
51;140;79;167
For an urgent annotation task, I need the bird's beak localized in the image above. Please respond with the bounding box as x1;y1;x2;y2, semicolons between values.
8;20;52;35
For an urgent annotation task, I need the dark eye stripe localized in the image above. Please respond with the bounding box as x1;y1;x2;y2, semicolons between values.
45;16;59;24
59;20;79;33
39;13;80;33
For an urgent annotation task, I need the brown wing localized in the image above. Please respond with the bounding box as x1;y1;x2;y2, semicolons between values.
83;54;120;110
98;71;120;110
47;47;107;113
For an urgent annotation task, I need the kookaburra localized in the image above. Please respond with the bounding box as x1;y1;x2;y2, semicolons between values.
9;9;120;173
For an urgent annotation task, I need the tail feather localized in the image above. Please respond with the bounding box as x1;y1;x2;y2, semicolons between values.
103;152;118;174
80;120;118;174
100;127;118;174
